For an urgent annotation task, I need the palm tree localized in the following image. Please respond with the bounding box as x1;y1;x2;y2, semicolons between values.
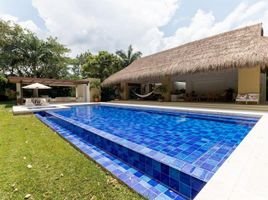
116;45;142;68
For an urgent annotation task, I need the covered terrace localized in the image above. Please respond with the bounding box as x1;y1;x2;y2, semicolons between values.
102;24;268;105
8;76;99;105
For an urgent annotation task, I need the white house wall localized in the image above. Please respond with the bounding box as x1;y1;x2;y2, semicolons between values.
76;84;90;102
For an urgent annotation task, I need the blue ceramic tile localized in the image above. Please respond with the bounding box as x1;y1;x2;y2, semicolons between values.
170;178;180;192
191;177;205;191
180;172;191;185
179;182;191;199
36;113;186;200
155;193;174;200
165;189;181;199
155;184;168;193
36;104;259;200
148;179;158;187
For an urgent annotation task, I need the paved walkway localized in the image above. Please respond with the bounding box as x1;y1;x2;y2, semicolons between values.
111;100;268;112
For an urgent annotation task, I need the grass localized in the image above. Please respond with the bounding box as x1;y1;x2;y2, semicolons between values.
0;102;144;200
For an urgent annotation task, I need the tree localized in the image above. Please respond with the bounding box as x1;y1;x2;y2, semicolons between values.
70;51;92;79
0;73;7;94
0;20;70;79
116;45;142;67
0;20;26;76
36;37;70;79
82;51;124;101
82;51;122;81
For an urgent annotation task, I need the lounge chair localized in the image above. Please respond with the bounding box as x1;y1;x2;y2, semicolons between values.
40;98;49;106
236;93;259;104
236;94;248;104
25;98;35;107
247;93;260;104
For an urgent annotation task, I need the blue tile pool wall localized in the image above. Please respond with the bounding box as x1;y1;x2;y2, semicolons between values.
36;113;186;200
41;112;205;199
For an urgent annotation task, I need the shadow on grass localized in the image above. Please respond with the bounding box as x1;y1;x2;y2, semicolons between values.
0;101;15;108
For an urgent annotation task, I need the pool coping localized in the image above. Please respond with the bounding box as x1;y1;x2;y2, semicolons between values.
99;102;268;200
12;102;95;115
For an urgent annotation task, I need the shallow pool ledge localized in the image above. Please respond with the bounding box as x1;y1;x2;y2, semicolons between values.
195;114;268;200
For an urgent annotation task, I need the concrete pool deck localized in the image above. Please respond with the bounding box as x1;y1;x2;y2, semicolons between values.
111;100;268;112
12;102;94;115
13;101;268;199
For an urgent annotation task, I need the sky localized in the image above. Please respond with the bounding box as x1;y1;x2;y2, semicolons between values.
1;0;268;57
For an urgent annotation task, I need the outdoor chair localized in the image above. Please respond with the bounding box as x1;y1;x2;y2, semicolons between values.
236;94;248;104
32;98;41;106
40;98;49;106
247;93;260;104
25;98;35;107
236;93;259;104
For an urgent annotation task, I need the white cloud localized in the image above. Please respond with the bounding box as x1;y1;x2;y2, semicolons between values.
2;1;268;57
0;14;17;22
0;13;43;36
32;0;179;56
163;1;268;50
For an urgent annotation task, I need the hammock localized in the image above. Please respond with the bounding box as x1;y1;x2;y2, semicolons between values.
132;89;156;98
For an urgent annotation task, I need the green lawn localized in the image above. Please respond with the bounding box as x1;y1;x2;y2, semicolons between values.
0;102;144;200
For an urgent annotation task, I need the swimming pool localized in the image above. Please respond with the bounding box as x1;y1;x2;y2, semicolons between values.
36;104;259;199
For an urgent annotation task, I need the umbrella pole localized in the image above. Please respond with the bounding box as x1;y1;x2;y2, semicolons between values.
33;89;39;97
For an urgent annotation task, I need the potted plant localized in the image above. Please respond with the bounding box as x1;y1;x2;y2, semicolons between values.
93;94;100;102
155;85;167;102
225;88;234;102
171;89;180;102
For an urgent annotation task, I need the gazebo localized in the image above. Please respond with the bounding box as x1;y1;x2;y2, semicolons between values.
8;77;100;104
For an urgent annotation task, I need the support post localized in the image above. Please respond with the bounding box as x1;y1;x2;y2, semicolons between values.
85;84;90;102
16;83;22;100
75;86;78;98
161;76;172;102
120;82;129;100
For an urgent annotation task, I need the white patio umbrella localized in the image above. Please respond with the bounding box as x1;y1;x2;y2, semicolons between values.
22;83;51;97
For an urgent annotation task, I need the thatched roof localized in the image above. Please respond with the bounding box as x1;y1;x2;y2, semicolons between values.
103;23;268;86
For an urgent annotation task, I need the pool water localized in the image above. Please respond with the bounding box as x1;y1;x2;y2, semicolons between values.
51;105;258;175
39;104;260;199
